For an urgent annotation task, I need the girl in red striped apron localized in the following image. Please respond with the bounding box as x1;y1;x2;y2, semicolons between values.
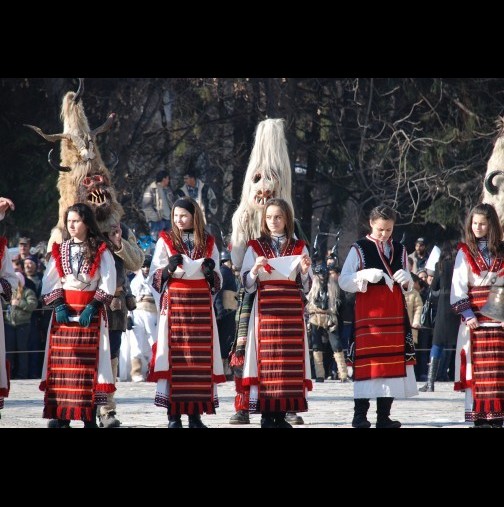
241;198;313;428
451;203;504;427
40;203;117;428
148;197;225;428
339;205;418;429
0;197;18;417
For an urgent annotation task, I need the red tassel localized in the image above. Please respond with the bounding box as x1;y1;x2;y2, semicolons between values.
304;379;313;392
263;264;273;274
39;381;47;392
229;353;244;368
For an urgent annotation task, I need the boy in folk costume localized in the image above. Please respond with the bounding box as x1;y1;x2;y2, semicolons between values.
0;197;18;418
451;203;504;427
148;197;225;428
229;118;306;425
339;205;418;429
241;198;313;428
40;203;117;428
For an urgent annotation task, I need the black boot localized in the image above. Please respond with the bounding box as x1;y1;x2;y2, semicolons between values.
188;413;208;428
168;413;183;428
260;413;276;428
47;419;71;428
419;357;441;392
275;412;293;429
376;397;401;428
83;407;98;428
472;419;492;428
352;398;371;428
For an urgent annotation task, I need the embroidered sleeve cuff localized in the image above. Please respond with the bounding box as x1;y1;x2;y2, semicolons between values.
452;297;471;315
43;288;64;306
92;288;112;306
0;278;12;302
152;268;165;293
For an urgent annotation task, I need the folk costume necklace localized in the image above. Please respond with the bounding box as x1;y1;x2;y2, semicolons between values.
366;234;395;278
69;240;85;277
182;230;195;257
478;238;491;267
271;234;286;257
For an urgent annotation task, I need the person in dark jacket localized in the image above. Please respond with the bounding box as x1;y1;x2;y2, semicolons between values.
419;240;460;392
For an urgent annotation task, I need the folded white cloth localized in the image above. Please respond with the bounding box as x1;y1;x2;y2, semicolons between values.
358;268;384;284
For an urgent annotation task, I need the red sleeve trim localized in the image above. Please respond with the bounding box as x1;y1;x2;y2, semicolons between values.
52;242;64;278
458;243;481;276
89;242;108;278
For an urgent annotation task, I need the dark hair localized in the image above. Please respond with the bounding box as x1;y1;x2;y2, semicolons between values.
184;169;198;179
369;205;397;223
170;196;207;252
464;203;504;258
63;203;112;263
436;239;458;275
260;198;295;243
156;170;169;183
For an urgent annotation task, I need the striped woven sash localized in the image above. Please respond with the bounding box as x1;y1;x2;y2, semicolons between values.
43;290;99;422
353;284;407;381
168;278;216;415
255;280;308;413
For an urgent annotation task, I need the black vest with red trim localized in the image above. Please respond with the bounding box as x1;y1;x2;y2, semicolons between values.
355;238;404;283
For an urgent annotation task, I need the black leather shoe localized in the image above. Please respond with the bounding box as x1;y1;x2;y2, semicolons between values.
376;417;401;429
260;415;276;428
47;419;71;428
168;415;183;428
352;414;371;429
275;414;293;428
188;414;208;428
229;410;250;425
285;413;304;425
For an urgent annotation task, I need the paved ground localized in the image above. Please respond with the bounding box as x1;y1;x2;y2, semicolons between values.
0;378;469;428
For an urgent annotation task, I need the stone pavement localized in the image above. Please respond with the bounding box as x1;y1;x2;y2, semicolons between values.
0;378;469;428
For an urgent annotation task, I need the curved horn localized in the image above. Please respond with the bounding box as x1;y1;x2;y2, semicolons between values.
91;113;116;137
47;149;71;172
24;124;68;143
73;78;84;103
484;170;504;195
108;150;119;170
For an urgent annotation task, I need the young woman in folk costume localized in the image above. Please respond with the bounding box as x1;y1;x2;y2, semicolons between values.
339;205;418;429
0;197;18;418
241;198;313;428
148;197;225;429
229;118;307;426
451;203;504;428
40;203;117;428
